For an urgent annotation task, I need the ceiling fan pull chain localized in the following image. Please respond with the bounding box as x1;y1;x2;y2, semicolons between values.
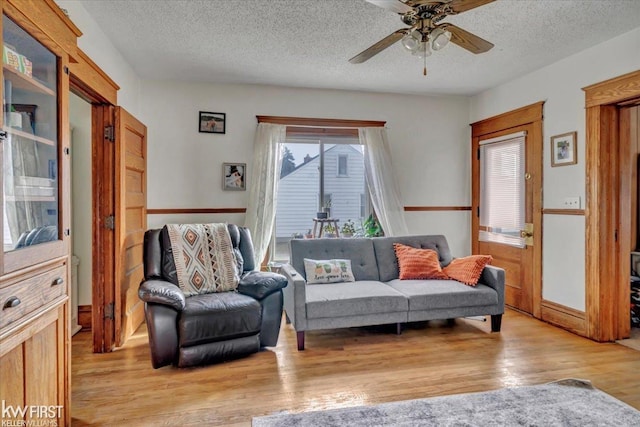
423;46;427;76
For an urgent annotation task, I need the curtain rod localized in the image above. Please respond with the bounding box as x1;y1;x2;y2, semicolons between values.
256;115;386;128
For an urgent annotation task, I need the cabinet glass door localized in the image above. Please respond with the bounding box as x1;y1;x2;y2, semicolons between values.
2;14;59;253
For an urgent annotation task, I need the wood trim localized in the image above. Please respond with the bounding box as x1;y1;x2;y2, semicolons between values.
147;208;247;214
6;0;81;61
286;127;359;138
92;105;116;353
69;49;119;105
256;115;385;128
583;70;640;108
470;102;545;137
542;209;585;216
78;305;92;331
585;104;619;342
403;206;471;211
540;299;586;337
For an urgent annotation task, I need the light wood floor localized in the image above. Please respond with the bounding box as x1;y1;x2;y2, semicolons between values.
71;309;640;426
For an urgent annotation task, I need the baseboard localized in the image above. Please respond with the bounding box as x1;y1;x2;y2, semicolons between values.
541;300;586;336
78;305;92;331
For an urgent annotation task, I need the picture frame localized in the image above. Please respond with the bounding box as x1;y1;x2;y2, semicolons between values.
199;111;226;134
222;162;246;191
550;131;577;167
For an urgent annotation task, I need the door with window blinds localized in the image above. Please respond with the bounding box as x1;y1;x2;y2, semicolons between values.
479;133;526;247
474;130;535;314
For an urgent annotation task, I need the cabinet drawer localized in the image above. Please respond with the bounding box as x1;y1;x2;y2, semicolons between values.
0;265;66;330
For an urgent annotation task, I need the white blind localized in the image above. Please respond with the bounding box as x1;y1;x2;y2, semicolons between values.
479;133;525;248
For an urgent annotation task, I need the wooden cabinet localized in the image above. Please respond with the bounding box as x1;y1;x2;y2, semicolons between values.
1;1;80;426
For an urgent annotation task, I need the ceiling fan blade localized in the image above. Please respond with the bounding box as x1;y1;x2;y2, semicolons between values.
440;23;494;54
447;0;496;14
349;29;409;64
366;0;414;14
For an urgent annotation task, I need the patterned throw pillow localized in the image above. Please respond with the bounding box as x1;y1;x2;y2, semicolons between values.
393;243;448;280
443;255;493;286
303;259;356;284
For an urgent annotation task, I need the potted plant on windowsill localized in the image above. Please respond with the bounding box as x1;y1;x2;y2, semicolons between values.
324;223;337;238
304;229;314;239
341;219;356;238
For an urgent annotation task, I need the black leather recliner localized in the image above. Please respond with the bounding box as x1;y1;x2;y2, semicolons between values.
138;224;287;368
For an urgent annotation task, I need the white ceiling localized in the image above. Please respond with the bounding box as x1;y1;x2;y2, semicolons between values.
79;0;640;96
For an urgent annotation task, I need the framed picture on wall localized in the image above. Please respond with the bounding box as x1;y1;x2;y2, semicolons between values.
199;111;226;134
222;163;246;191
550;131;577;167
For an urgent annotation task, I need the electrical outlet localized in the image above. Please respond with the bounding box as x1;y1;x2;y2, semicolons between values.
563;196;581;209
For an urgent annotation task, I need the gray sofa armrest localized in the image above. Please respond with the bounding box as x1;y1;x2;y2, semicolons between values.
280;263;308;330
238;271;287;300
139;279;186;311
478;265;505;312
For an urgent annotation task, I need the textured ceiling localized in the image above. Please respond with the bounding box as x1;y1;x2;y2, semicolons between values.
79;0;640;96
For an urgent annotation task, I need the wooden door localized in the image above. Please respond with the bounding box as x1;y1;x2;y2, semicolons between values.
114;107;147;346
471;103;543;316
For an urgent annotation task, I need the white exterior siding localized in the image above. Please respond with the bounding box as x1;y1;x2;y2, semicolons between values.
276;144;365;237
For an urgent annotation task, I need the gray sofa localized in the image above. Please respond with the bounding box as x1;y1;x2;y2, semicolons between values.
281;235;505;350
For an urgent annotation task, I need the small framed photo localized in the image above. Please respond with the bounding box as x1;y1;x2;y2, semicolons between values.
550;131;577;167
222;163;246;191
199;111;226;134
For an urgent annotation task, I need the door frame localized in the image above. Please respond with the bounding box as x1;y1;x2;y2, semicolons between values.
583;69;640;342
471;101;544;318
68;50;120;352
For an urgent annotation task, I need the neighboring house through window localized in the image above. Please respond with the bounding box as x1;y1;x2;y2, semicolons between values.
273;137;369;261
337;154;348;177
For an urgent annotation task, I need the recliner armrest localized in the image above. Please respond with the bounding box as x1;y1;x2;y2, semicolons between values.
238;271;287;300
139;279;186;311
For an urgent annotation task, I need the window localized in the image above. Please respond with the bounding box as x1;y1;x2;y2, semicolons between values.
478;132;525;248
337;155;348;176
273;138;369;261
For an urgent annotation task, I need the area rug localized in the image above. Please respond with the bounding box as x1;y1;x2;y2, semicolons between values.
252;379;640;426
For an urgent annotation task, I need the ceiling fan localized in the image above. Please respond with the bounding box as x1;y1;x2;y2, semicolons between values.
350;0;495;75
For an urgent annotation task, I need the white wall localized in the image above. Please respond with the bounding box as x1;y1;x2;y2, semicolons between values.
55;0;141;116
470;27;640;311
140;81;472;255
69;93;92;306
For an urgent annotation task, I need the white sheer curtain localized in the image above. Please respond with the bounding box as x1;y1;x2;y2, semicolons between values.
359;127;409;236
244;123;286;267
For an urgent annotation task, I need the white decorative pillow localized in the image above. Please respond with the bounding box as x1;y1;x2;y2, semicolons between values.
303;259;356;284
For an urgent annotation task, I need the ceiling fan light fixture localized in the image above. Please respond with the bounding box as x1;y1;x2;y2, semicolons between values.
431;28;451;51
411;41;431;58
401;30;421;52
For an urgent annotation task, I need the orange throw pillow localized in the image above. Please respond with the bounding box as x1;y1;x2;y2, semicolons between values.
394;243;448;280
443;255;493;286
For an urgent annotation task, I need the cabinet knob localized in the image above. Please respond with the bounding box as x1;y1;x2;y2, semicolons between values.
52;277;64;286
3;297;21;309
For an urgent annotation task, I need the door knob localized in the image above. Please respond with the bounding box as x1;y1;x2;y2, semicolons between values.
520;223;534;246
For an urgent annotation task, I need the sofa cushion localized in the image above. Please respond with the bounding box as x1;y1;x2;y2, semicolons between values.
305;281;408;319
373;235;453;282
178;292;261;347
304;259;355;284
443;255;493;286
394;243;448;280
386;279;498;310
290;238;379;281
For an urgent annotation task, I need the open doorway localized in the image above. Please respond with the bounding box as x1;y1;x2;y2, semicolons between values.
69;92;92;336
583;70;640;343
